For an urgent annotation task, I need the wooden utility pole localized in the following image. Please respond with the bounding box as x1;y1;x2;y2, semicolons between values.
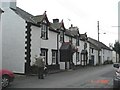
97;21;100;65
98;21;100;42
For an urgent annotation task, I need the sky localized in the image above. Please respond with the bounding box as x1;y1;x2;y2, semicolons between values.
16;0;119;47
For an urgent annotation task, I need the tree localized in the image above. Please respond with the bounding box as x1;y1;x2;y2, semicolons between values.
113;41;120;62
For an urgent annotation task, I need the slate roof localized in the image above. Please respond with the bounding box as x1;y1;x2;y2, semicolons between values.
68;26;79;36
49;20;66;32
70;30;79;36
65;29;74;37
32;11;50;24
80;33;87;41
50;22;62;30
88;37;112;51
11;7;37;24
32;15;45;23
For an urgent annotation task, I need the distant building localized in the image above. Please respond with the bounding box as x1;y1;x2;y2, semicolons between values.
88;37;112;65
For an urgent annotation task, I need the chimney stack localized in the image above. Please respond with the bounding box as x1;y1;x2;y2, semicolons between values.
53;19;59;23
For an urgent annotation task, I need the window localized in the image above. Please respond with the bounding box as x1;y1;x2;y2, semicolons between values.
92;48;94;53
60;31;64;42
103;49;104;54
76;36;79;46
52;50;58;64
41;49;48;65
84;43;87;49
41;24;48;39
76;52;79;62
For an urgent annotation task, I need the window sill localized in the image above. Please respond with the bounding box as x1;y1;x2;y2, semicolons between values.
41;37;48;40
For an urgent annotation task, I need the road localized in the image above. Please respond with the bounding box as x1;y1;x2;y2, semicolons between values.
7;64;115;88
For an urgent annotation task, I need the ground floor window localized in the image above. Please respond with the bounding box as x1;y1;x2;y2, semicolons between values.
52;50;58;64
41;48;48;65
76;52;80;62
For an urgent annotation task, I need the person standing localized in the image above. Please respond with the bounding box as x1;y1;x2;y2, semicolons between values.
34;54;45;79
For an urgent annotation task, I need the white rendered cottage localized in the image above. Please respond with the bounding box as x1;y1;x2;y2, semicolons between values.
88;37;112;65
1;0;39;74
31;13;61;71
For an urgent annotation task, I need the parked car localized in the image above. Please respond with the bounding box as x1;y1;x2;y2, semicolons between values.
113;63;120;88
0;69;15;88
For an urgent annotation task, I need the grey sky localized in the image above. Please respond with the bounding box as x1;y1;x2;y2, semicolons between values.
17;0;119;46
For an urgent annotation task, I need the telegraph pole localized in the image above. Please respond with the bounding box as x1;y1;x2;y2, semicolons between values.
98;21;100;42
97;21;100;65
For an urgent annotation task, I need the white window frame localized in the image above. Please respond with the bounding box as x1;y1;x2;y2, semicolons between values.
41;24;48;39
52;51;57;64
76;52;80;62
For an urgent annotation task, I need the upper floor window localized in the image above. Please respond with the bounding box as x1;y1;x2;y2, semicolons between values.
103;49;104;54
84;43;87;49
60;31;64;42
76;37;79;46
76;52;80;62
92;48;94;53
41;24;48;39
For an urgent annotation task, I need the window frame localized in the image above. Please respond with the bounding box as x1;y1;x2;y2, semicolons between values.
60;31;64;42
41;24;48;39
52;50;58;65
76;52;80;62
76;36;79;46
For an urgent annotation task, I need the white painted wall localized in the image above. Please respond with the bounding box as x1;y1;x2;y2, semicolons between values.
2;7;26;73
101;49;112;64
31;26;58;66
72;38;76;65
41;29;58;65
112;51;117;63
87;42;90;64
31;26;40;66
89;47;98;65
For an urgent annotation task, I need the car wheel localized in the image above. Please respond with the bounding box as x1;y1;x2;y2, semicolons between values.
2;75;10;88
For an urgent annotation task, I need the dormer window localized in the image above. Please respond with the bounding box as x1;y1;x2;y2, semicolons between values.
41;24;48;39
60;31;64;42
